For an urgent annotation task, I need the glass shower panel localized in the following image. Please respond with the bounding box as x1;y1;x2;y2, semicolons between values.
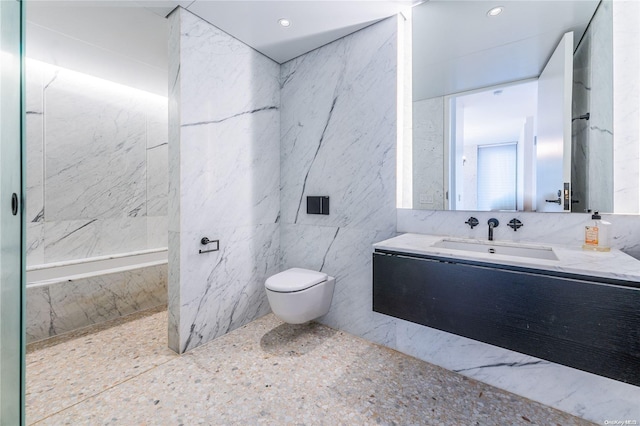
0;0;24;424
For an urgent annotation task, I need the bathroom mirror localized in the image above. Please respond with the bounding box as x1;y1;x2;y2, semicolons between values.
407;0;637;214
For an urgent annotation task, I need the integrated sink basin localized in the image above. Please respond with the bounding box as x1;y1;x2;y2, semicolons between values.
433;238;559;261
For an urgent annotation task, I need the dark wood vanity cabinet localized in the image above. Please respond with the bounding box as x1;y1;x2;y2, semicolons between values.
373;250;640;386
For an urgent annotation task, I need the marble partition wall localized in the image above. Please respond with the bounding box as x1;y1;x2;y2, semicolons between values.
168;8;280;353
25;59;168;265
279;17;400;347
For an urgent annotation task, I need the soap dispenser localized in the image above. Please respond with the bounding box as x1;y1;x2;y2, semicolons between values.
582;211;611;252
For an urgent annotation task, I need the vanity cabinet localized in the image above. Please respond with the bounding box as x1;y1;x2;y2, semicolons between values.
373;250;640;386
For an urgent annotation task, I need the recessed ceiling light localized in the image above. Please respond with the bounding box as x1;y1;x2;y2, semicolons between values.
278;18;291;27
487;6;504;17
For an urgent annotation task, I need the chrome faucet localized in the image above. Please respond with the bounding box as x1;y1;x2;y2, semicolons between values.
487;218;499;241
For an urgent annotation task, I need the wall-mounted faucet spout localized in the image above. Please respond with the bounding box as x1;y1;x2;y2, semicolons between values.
488;218;499;241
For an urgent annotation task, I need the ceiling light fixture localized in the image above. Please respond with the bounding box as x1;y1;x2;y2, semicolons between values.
487;6;504;17
278;18;291;27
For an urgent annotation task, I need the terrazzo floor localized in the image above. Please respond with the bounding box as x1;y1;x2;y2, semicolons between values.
26;307;594;425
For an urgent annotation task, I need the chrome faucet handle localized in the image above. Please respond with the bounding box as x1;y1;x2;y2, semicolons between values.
487;218;499;241
465;217;479;229
507;218;523;231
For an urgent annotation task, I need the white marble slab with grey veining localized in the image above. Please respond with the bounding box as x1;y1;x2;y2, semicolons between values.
26;263;167;343
168;8;281;353
25;58;169;266
374;232;640;283
278;16;400;349
279;16;398;234
397;208;640;260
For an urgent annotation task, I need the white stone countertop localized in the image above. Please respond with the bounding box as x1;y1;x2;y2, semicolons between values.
373;233;640;284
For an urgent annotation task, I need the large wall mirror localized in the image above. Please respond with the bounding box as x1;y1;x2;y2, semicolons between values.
407;0;639;214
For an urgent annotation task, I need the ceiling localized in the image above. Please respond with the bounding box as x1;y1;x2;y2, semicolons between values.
457;80;538;147
25;0;599;98
176;1;413;64
412;0;600;101
25;0;412;95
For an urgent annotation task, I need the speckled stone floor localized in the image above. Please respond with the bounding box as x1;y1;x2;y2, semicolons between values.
26;308;594;425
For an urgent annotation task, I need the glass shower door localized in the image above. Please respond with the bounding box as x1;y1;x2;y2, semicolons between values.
0;0;24;424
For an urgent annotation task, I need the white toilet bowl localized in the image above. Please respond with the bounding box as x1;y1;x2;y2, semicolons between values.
265;268;335;324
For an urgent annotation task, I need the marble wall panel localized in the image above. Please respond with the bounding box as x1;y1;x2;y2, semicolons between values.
613;0;640;213
279;18;399;346
280;17;398;234
397;208;640;258
25;61;44;222
147;216;169;248
43;217;147;264
178;111;280;230
26;112;44;225
412;97;445;210
588;1;614;213
280;224;397;346
179;224;278;352
25;59;169;266
168;8;281;353
394;318;640;422
146;144;168;217
26;263;167;343
26;222;44;266
177;10;280;127
44;73;147;221
147;99;169;217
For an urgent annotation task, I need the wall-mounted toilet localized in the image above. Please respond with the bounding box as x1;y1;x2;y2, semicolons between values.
265;268;335;324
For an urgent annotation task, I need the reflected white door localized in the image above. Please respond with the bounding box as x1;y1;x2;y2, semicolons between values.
536;32;573;212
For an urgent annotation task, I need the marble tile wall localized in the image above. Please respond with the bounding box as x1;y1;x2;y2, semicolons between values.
588;1;614;213
26;263;167;343
168;8;280;353
279;17;399;347
25;59;168;266
572;0;614;214
398;208;640;258
412;97;445;210
613;0;640;213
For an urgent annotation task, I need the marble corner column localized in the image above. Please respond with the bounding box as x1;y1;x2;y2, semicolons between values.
168;8;280;353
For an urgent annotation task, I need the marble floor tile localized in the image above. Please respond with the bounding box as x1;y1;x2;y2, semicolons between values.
28;309;592;425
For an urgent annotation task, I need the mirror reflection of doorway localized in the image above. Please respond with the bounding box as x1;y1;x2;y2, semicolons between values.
447;80;537;211
477;143;518;211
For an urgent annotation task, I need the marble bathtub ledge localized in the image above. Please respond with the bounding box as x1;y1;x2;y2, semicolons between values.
373;233;640;284
26;247;168;272
27;260;169;287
